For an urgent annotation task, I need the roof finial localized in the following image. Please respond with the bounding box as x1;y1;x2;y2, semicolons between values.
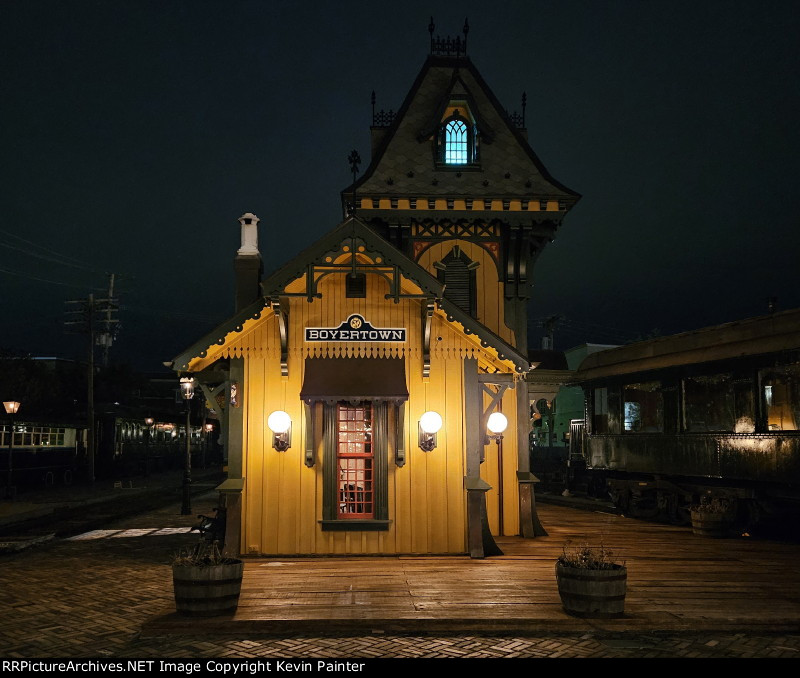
429;18;469;57
522;91;527;127
371;90;376;119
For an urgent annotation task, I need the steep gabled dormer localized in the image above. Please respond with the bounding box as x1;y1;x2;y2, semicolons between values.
343;21;580;354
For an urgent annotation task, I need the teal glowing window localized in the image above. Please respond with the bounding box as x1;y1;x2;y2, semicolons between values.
445;119;468;164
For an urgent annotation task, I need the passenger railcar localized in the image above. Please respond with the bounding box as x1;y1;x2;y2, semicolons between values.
0;423;83;488
573;309;800;533
0;415;211;493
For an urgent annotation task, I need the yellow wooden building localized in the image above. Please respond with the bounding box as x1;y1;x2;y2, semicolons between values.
171;33;579;557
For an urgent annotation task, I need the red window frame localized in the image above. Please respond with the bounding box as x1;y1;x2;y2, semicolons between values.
336;402;374;519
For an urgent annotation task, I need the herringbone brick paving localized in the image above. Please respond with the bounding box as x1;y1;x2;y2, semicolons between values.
1;490;799;658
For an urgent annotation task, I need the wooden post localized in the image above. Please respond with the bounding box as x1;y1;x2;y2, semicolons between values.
463;358;503;558
517;382;547;537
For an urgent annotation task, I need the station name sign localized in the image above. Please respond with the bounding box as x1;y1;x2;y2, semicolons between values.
305;314;406;342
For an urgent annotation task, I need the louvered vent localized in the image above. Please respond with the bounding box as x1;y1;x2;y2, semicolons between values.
443;259;471;313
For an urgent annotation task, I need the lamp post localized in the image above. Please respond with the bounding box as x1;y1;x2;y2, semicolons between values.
179;377;195;515
3;401;21;500
143;417;154;478
203;423;213;469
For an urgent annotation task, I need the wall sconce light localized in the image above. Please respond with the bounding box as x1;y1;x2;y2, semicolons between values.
267;410;292;451
418;410;443;451
486;411;508;445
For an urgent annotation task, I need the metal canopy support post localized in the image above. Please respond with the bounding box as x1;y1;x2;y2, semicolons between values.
464;358;503;558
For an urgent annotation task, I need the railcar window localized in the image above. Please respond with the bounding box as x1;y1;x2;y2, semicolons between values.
761;365;800;431
623;382;664;432
593;387;609;433
1;425;70;447
682;373;754;432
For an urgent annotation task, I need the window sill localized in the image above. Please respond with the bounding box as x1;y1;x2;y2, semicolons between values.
319;520;392;532
434;163;482;172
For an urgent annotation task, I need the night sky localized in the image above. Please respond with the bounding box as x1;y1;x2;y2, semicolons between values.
2;0;799;369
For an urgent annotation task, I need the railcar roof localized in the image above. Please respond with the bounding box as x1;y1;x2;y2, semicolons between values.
575;308;800;380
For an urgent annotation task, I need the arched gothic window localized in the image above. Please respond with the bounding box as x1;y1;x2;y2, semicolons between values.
438;111;477;166
445;119;468;164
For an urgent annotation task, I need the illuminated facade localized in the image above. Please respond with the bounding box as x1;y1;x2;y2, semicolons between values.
173;37;578;556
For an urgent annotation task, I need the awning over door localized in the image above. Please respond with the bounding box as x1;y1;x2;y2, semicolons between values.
300;358;408;404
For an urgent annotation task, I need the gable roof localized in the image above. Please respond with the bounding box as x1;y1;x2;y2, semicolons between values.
171;215;530;373
343;55;581;203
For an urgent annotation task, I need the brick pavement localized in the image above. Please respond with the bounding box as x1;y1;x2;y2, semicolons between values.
1;491;799;659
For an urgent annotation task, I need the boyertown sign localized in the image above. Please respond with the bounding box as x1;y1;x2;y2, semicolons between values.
305;315;406;342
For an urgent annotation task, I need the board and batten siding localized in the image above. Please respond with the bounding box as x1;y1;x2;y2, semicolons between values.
190;267;520;555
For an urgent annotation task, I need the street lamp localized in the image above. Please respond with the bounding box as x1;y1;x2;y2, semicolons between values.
3;401;21;500
143;416;154;477
179;377;194;515
203;422;213;468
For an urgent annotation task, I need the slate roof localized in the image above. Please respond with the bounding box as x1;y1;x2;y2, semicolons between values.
343;55;580;203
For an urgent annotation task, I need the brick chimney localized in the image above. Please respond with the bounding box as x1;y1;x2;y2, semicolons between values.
234;212;262;312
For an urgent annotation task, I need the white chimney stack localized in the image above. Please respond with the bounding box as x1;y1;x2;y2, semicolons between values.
237;212;260;255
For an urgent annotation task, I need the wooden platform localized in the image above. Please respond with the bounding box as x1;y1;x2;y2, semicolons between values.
143;503;800;635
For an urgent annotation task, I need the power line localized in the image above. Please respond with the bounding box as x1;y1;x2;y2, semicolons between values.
0;264;104;291
0;241;105;274
0;227;93;268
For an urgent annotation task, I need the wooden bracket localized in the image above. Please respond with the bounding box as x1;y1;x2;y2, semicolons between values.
395;402;406;467
422;298;435;378
303;402;315;467
272;298;289;377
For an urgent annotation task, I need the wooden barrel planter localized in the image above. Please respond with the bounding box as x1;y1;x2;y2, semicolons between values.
555;563;627;618
690;510;735;538
172;560;244;616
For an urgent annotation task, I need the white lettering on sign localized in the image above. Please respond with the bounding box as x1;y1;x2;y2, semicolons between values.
305;314;406;343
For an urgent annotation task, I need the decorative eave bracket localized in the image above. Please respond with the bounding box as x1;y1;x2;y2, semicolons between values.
271;297;289;377
422;298;435;378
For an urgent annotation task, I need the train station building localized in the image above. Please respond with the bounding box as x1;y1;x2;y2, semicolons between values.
171;33;579;557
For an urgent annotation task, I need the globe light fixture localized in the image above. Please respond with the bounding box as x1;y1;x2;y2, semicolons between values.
487;412;508;434
486;411;508;445
268;410;292;451
418;410;442;451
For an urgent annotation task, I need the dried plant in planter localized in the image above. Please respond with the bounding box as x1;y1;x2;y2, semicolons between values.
691;497;734;515
171;540;240;567
557;540;625;570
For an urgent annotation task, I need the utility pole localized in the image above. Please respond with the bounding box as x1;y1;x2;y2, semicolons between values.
64;275;119;483
98;273;118;367
64;295;97;482
541;314;564;351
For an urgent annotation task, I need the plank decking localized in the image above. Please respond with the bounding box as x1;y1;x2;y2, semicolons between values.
144;503;800;635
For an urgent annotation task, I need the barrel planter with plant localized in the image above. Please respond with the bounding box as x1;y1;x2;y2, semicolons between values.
555;542;627;618
690;497;736;538
172;542;243;616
